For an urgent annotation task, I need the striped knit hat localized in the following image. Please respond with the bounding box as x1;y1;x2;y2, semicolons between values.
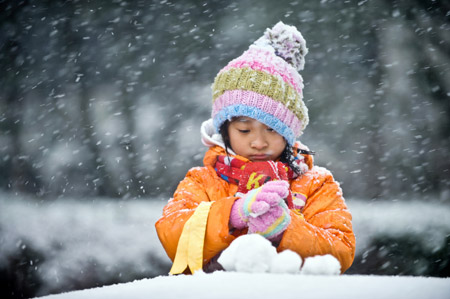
211;22;309;146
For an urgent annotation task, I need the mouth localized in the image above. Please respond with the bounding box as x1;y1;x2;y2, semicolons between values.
250;154;271;161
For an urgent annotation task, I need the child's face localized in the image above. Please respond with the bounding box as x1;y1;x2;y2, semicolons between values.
228;116;287;162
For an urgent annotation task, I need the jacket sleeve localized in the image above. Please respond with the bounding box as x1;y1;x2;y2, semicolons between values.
279;166;356;273
155;167;237;265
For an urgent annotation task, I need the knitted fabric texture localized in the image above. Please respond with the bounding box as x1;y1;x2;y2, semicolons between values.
211;22;309;145
215;155;307;213
229;181;292;240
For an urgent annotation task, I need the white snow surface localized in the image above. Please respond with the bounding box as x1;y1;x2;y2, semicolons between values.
38;272;450;299
1;192;450;298
218;234;278;273
301;254;341;275
270;249;302;274
218;234;338;275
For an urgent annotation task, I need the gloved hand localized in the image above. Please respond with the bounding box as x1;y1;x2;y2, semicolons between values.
247;197;291;240
230;181;291;240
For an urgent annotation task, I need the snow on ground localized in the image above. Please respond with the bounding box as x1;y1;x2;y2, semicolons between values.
0;193;171;296
218;234;339;275
34;232;450;298
348;199;450;255
37;272;450;299
1;191;450;297
37;233;450;298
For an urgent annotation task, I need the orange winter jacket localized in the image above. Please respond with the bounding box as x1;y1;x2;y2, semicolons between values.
155;144;355;273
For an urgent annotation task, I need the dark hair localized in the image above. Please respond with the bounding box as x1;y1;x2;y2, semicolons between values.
219;120;232;151
279;145;302;175
219;120;302;175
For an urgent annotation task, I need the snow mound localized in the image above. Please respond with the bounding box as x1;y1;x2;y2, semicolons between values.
218;234;338;275
270;249;302;274
301;254;341;275
218;234;277;273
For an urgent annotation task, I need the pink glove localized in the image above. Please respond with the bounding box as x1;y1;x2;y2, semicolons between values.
230;181;291;240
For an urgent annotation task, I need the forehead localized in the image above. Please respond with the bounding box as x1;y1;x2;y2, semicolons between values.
230;117;273;130
232;116;257;123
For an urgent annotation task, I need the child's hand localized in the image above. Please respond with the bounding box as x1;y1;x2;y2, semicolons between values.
230;181;290;234
247;197;291;241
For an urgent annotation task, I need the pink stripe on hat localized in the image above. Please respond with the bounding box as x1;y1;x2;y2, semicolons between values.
212;90;303;136
220;47;304;95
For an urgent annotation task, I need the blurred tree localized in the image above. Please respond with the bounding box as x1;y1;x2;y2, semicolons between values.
0;0;448;200
0;0;43;194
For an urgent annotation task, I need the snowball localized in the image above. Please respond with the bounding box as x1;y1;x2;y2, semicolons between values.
301;254;341;275
219;235;340;275
270;249;302;274
218;234;277;273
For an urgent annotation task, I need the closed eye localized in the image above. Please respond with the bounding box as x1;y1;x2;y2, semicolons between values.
238;129;250;133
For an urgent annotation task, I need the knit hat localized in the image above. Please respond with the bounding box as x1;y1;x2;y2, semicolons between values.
211;21;309;146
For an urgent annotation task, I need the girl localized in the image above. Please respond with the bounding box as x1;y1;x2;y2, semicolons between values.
155;22;355;275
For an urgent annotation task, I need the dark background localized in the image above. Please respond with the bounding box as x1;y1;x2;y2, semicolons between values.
1;0;449;297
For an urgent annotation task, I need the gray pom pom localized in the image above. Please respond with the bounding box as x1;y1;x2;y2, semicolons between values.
261;21;308;71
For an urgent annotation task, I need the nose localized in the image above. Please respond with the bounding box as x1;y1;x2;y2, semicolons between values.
250;133;268;150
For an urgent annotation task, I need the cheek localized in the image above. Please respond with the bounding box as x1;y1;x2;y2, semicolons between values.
228;130;239;145
228;130;246;150
274;135;287;147
274;137;287;153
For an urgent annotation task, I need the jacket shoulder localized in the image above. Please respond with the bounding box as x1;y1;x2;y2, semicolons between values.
291;166;344;208
184;165;218;182
293;166;337;189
